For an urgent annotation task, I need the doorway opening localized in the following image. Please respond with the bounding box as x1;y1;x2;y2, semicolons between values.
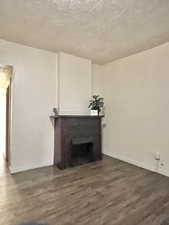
0;65;12;176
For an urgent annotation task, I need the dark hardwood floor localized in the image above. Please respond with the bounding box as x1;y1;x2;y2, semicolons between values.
0;156;169;225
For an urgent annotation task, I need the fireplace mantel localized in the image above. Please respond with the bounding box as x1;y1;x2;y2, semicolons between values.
50;115;104;119
51;115;103;169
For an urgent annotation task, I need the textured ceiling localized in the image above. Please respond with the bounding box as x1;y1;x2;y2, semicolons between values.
0;0;169;64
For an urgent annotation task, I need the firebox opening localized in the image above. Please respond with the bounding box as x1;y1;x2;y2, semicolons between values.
70;138;94;167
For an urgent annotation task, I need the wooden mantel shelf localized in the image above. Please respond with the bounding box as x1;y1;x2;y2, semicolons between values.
50;115;104;119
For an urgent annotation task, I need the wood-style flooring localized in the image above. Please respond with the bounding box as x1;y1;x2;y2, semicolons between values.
0;156;169;225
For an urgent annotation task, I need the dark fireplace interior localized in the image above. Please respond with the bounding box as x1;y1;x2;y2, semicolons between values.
70;137;94;167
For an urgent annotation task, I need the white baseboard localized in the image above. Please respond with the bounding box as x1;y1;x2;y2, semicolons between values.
105;151;155;172
9;151;169;178
104;151;169;178
9;162;53;174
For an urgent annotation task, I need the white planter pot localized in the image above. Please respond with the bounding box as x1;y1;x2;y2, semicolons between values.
90;110;98;116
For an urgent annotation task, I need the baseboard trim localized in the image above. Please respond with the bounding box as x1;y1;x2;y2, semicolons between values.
9;162;53;174
9;152;169;178
104;151;169;178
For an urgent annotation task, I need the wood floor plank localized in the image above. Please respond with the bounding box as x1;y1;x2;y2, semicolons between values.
0;156;169;225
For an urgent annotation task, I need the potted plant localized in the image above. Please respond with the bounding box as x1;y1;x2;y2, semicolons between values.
88;95;104;116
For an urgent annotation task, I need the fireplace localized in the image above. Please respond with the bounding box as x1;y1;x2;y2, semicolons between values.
51;115;103;169
70;137;94;167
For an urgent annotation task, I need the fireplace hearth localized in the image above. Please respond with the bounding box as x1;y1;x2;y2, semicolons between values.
50;115;103;169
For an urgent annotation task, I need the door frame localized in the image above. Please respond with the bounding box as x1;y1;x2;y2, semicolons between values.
4;66;13;167
6;82;11;165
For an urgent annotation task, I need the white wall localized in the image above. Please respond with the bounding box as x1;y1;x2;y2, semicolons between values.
58;52;91;115
92;64;105;96
0;89;6;158
92;64;106;151
0;40;93;173
4;36;169;177
93;42;169;177
0;39;57;173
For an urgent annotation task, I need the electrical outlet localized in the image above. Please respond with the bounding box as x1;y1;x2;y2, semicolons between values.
160;162;164;167
155;152;160;161
102;123;106;128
